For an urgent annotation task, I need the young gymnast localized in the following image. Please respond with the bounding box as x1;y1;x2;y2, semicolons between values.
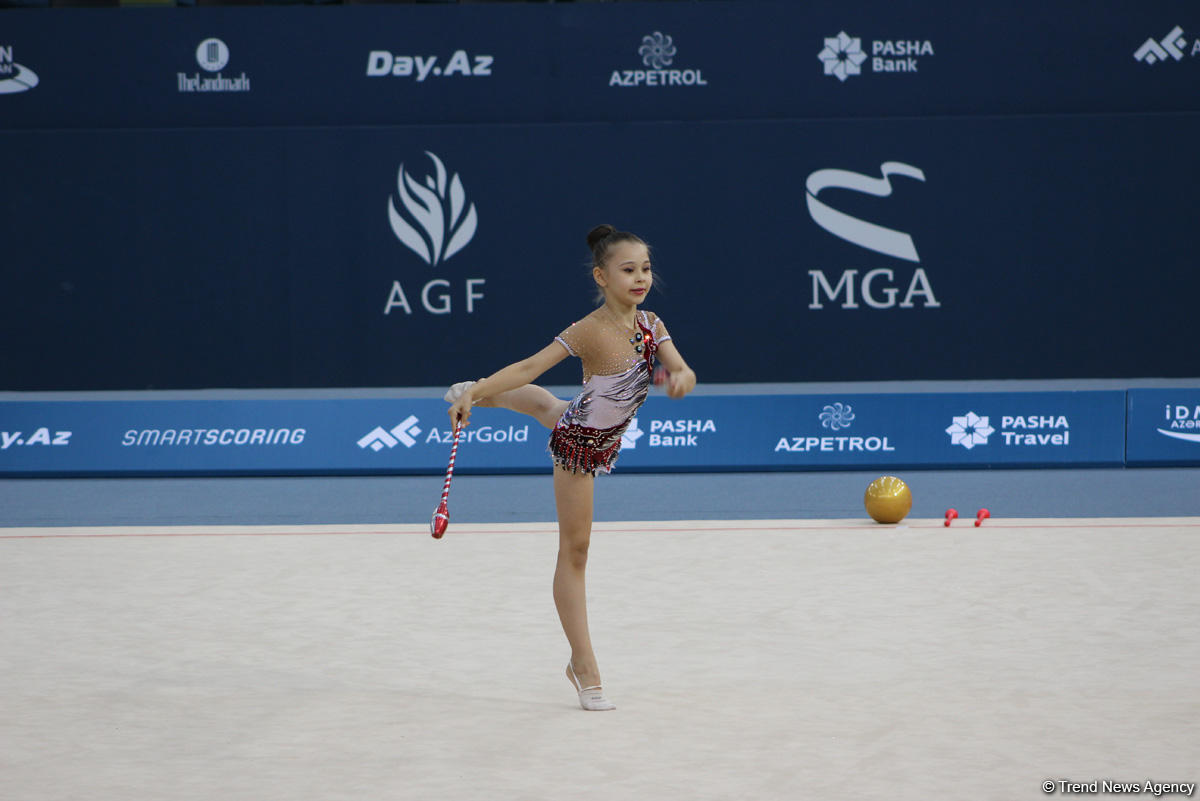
446;224;696;710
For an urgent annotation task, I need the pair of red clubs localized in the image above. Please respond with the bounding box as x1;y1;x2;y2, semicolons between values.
945;508;990;527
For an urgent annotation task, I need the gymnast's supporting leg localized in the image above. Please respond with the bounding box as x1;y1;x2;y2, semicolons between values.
552;464;613;709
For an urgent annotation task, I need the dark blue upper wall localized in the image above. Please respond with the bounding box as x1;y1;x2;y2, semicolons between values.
2;2;1198;390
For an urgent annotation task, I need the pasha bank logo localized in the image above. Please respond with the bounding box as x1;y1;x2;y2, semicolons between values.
806;162;940;310
384;152;486;317
819;30;935;81
0;45;39;94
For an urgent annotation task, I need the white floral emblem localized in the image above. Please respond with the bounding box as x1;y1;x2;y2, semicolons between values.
819;402;855;431
388;152;478;266
945;412;995;450
818;31;868;82
639;32;677;69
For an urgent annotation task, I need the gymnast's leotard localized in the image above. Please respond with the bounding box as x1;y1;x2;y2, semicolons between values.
548;309;670;475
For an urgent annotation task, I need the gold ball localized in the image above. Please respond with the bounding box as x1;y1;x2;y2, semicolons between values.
864;475;912;524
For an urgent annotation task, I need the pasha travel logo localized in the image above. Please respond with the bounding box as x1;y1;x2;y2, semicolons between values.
1158;403;1200;443
819;31;935;81
947;413;1072;449
0;45;39;94
178;38;250;93
384;152;486;316
610;31;708;87
946;412;993;450
1134;26;1199;64
806;162;940;311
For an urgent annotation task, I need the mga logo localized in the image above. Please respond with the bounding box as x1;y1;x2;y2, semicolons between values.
0;45;39;94
806;162;940;310
358;416;422;451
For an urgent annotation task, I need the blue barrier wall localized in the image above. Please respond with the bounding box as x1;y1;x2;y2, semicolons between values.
1127;389;1200;467
2;2;1198;390
0;390;1133;476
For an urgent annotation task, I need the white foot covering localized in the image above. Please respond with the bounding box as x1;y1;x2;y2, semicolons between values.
568;662;616;711
443;380;476;404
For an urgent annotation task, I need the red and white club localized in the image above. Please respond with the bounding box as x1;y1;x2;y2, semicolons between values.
430;423;462;539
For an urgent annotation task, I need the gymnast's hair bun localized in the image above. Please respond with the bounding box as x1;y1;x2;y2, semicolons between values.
586;224;618;251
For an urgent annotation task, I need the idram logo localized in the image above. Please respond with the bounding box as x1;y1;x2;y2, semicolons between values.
388;152;478;265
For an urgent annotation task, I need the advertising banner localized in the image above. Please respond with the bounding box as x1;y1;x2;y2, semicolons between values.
0;390;1126;477
2;1;1198;128
1125;389;1200;466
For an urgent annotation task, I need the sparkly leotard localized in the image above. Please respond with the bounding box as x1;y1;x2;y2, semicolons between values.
549;309;671;475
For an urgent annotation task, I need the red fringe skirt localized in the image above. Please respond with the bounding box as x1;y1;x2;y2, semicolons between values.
548;422;626;476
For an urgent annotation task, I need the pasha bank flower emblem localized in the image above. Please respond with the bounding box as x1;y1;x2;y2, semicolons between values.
818;31;868;82
819;402;856;431
946;412;995;450
639;32;677;69
388;152;478;266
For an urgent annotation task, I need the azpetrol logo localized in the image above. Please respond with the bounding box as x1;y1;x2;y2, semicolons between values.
609;31;708;87
1134;26;1199;65
805;162;940;311
0;45;39;94
775;402;895;453
178;38;250;93
383;151;486;317
819;402;855;431
819;30;935;81
1158;402;1200;443
947;413;1071;450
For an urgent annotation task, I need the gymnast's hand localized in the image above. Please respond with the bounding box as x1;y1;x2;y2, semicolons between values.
666;366;696;399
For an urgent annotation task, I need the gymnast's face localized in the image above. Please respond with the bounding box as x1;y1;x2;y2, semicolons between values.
595;241;652;306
